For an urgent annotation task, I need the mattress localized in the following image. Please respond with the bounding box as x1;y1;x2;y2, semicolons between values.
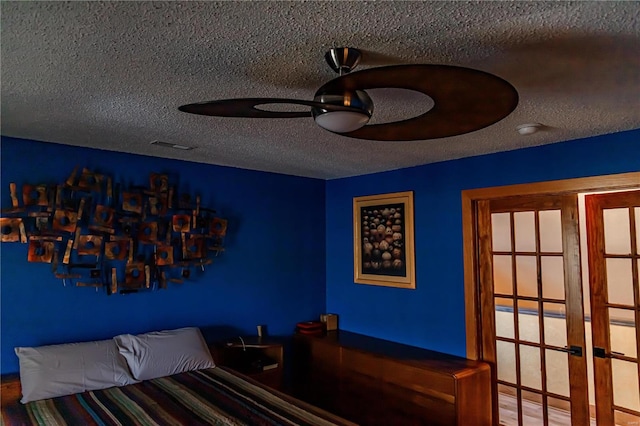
1;367;355;426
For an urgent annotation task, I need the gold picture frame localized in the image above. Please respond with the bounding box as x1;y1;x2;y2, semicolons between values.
353;191;415;289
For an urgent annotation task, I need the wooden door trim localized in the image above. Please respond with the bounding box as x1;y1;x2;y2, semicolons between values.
561;194;590;425
476;200;498;422
462;171;640;360
584;193;614;425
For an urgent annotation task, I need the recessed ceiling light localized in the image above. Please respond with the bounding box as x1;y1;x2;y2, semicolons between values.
516;123;542;135
150;140;195;150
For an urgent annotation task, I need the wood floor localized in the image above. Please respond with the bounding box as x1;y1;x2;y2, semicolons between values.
498;392;599;426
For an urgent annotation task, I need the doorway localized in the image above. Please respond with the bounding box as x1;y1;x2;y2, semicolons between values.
461;173;640;425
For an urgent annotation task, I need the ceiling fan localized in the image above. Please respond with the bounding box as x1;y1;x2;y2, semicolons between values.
178;48;519;141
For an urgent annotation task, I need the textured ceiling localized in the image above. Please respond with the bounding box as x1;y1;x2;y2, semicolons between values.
2;1;639;179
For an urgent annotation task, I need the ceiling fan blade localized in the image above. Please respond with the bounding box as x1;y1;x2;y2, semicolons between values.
179;98;365;119
316;64;518;141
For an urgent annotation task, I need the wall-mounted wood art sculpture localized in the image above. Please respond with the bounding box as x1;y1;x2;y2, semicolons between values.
0;167;227;295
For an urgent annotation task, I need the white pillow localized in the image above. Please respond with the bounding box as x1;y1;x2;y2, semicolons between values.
15;339;138;403
113;327;214;381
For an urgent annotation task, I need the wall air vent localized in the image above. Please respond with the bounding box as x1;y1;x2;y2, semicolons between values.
150;140;195;150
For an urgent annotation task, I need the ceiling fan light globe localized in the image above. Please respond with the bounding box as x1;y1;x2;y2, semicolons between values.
314;110;371;133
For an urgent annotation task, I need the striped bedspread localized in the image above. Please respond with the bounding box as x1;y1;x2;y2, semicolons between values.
1;367;356;426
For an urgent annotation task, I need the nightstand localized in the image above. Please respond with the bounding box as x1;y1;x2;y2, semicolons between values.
209;337;284;390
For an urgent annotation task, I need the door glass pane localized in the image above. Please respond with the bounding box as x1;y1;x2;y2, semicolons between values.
498;384;519;425
546;349;570;397
497;340;517;384
614;410;640;426
547;397;573;425
519;300;540;343
494;255;513;295
609;308;637;358
520;345;542;390
517;256;538;298
496;297;515;339
521;390;544;426
543;303;567;348
492;213;512;252
539;210;563;253
541;256;565;300
612;358;640;412
603;208;631;255
606;258;634;306
515;211;536;252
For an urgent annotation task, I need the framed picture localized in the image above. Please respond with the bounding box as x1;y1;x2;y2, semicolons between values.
353;191;415;289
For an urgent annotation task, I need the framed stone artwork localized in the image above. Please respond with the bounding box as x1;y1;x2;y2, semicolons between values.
353;191;415;289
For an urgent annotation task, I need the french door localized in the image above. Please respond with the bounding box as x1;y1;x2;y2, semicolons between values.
586;190;640;425
478;194;590;425
477;189;640;425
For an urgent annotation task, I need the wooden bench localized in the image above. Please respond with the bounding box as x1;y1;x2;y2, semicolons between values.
292;330;492;426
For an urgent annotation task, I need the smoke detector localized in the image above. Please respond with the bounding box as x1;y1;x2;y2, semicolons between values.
516;123;543;135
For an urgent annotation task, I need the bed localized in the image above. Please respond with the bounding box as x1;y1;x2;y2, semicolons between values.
0;328;355;426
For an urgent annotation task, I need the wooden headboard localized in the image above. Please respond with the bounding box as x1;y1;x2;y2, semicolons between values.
1;374;21;406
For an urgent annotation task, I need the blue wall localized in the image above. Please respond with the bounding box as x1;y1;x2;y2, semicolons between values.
0;137;327;374
326;129;640;357
2;130;639;374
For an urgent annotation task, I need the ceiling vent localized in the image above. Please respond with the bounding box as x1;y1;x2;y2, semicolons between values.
150;140;195;150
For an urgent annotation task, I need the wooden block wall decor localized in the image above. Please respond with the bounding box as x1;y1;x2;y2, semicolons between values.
159;271;168;289
124;262;146;289
155;244;174;265
172;215;191;233
119;219;137;237
77;235;103;256
22;184;49;207
149;173;169;192
0;218;25;242
63;239;73;264
35;216;49;232
9;183;19;208
93;205;115;228
52;210;78;233
65;166;79;187
78;168;105;192
76;198;86;221
138;222;158;243
27;239;54;263
122;192;143;214
0;167;227;295
184;235;204;259
104;240;129;260
210;218;228;237
111;268;118;294
148;196;168;216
